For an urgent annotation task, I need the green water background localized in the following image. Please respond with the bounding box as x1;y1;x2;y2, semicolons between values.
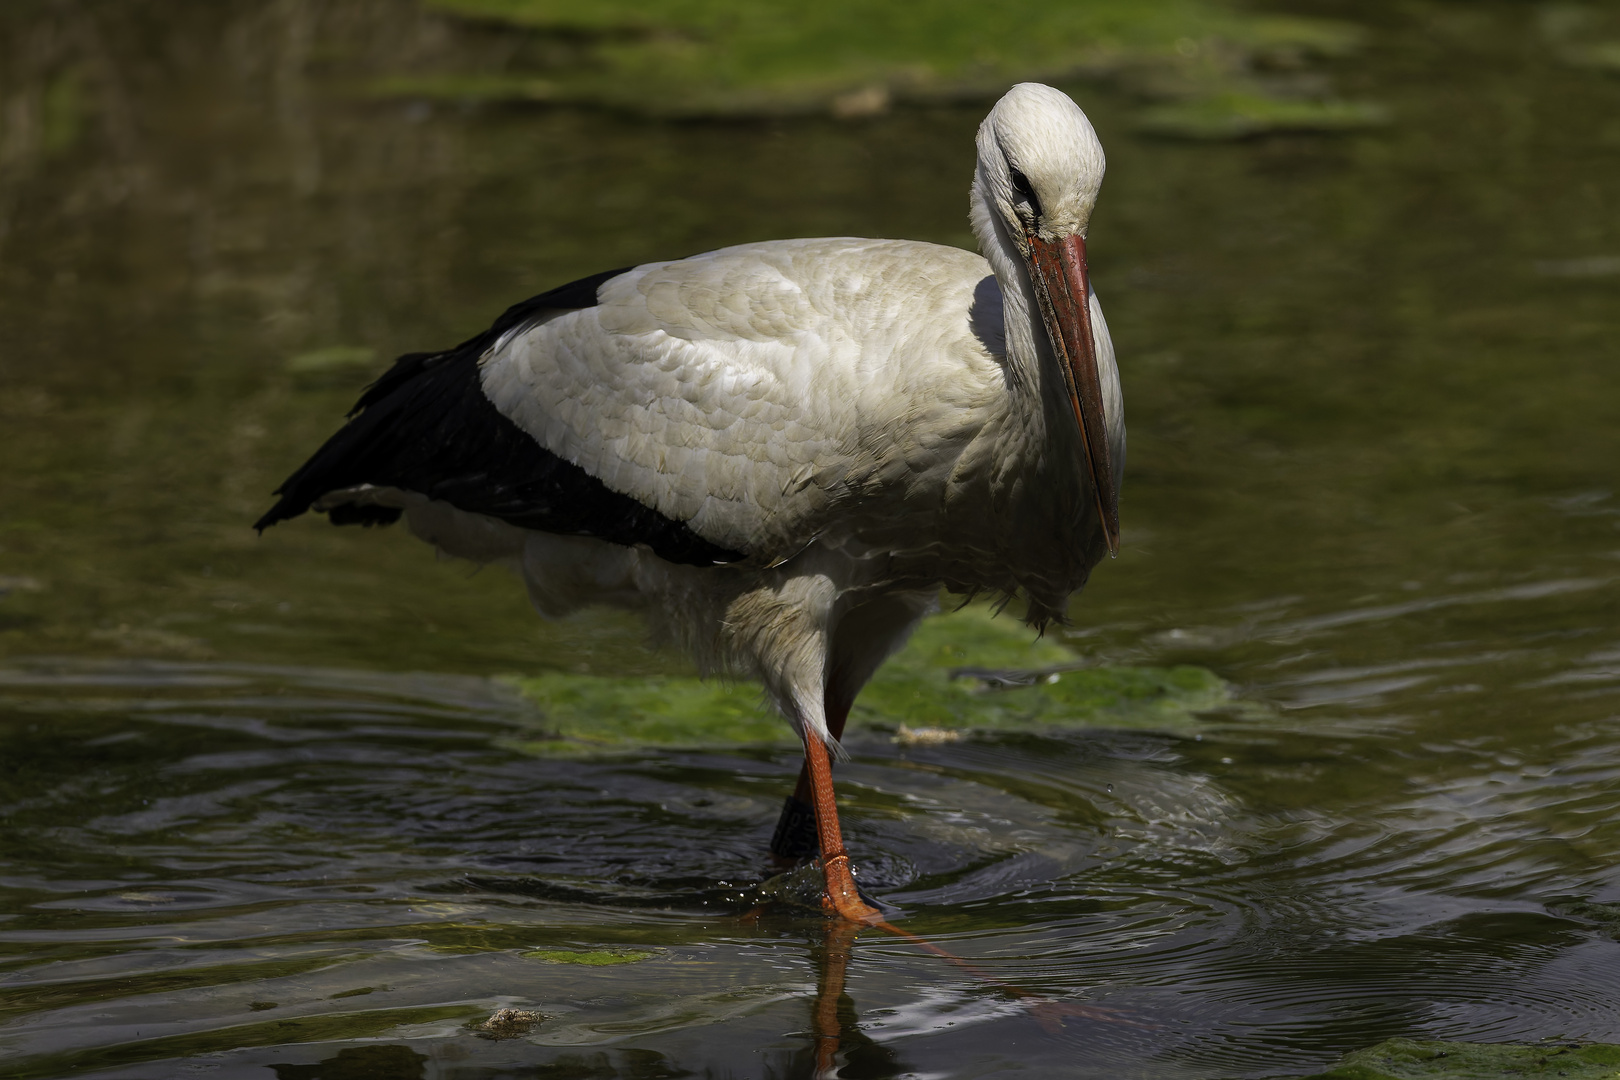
2;1;1619;1077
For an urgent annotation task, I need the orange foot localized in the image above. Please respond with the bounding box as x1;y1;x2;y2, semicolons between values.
820;852;881;924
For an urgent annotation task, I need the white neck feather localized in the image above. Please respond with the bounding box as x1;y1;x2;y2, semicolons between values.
970;167;1041;401
968;168;1084;471
953;83;1121;616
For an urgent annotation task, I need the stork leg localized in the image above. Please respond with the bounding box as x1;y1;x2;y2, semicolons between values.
768;697;880;922
803;730;880;924
768;593;933;914
770;697;850;864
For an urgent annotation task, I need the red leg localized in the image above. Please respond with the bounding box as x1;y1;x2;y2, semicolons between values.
804;730;879;923
764;673;878;921
770;695;851;864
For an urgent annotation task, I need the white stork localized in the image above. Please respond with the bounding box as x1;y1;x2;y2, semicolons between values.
257;82;1123;924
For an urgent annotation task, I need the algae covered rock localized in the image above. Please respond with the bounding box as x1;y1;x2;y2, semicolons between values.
852;605;1229;736
503;605;1229;754
375;0;1378;136
1137;93;1387;139
1553;899;1620;942
518;948;657;965
1301;1038;1620;1080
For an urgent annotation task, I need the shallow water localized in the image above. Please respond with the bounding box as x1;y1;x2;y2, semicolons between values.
2;1;1620;1077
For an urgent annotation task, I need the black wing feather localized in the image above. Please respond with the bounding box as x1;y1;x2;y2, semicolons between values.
254;267;747;568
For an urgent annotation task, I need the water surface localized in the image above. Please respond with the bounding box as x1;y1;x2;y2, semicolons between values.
2;2;1619;1076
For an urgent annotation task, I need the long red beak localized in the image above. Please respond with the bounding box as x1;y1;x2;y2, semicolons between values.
1027;233;1120;556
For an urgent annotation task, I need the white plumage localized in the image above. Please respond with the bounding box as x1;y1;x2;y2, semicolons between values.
265;83;1123;922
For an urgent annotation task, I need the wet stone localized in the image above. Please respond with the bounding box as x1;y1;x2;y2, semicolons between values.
474;1008;545;1040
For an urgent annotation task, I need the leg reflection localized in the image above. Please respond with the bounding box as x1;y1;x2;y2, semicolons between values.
810;918;859;1078
798;913;1135;1077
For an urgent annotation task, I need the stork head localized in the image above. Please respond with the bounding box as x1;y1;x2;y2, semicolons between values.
974;83;1118;555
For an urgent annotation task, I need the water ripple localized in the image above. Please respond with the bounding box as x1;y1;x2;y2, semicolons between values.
2;654;1619;1076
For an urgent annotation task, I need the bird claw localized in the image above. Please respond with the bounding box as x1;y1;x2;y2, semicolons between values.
820;891;882;924
820;853;882;924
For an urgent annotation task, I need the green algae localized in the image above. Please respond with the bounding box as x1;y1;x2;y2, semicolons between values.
285;345;378;375
853;605;1230;734
504;605;1229;755
1555;900;1620;941
328;985;380;999
1;1006;477;1080
40;70;87;156
1566;41;1620;73
1539;4;1620;74
1137;93;1388;139
506;669;790;752
0;953;366;1025
1590;43;1620;72
519;948;657;965
1301;1038;1620;1079
378;0;1373;134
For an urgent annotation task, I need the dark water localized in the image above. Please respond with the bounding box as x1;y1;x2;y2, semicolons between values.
3;2;1620;1077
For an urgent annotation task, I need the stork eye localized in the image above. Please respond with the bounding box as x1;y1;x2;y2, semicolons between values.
1009;167;1041;217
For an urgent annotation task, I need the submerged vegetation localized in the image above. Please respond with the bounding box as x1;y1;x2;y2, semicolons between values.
518;948;657;965
505;605;1230;754
1137;92;1388;140
1540;3;1620;74
374;0;1381;136
1304;1039;1620;1080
